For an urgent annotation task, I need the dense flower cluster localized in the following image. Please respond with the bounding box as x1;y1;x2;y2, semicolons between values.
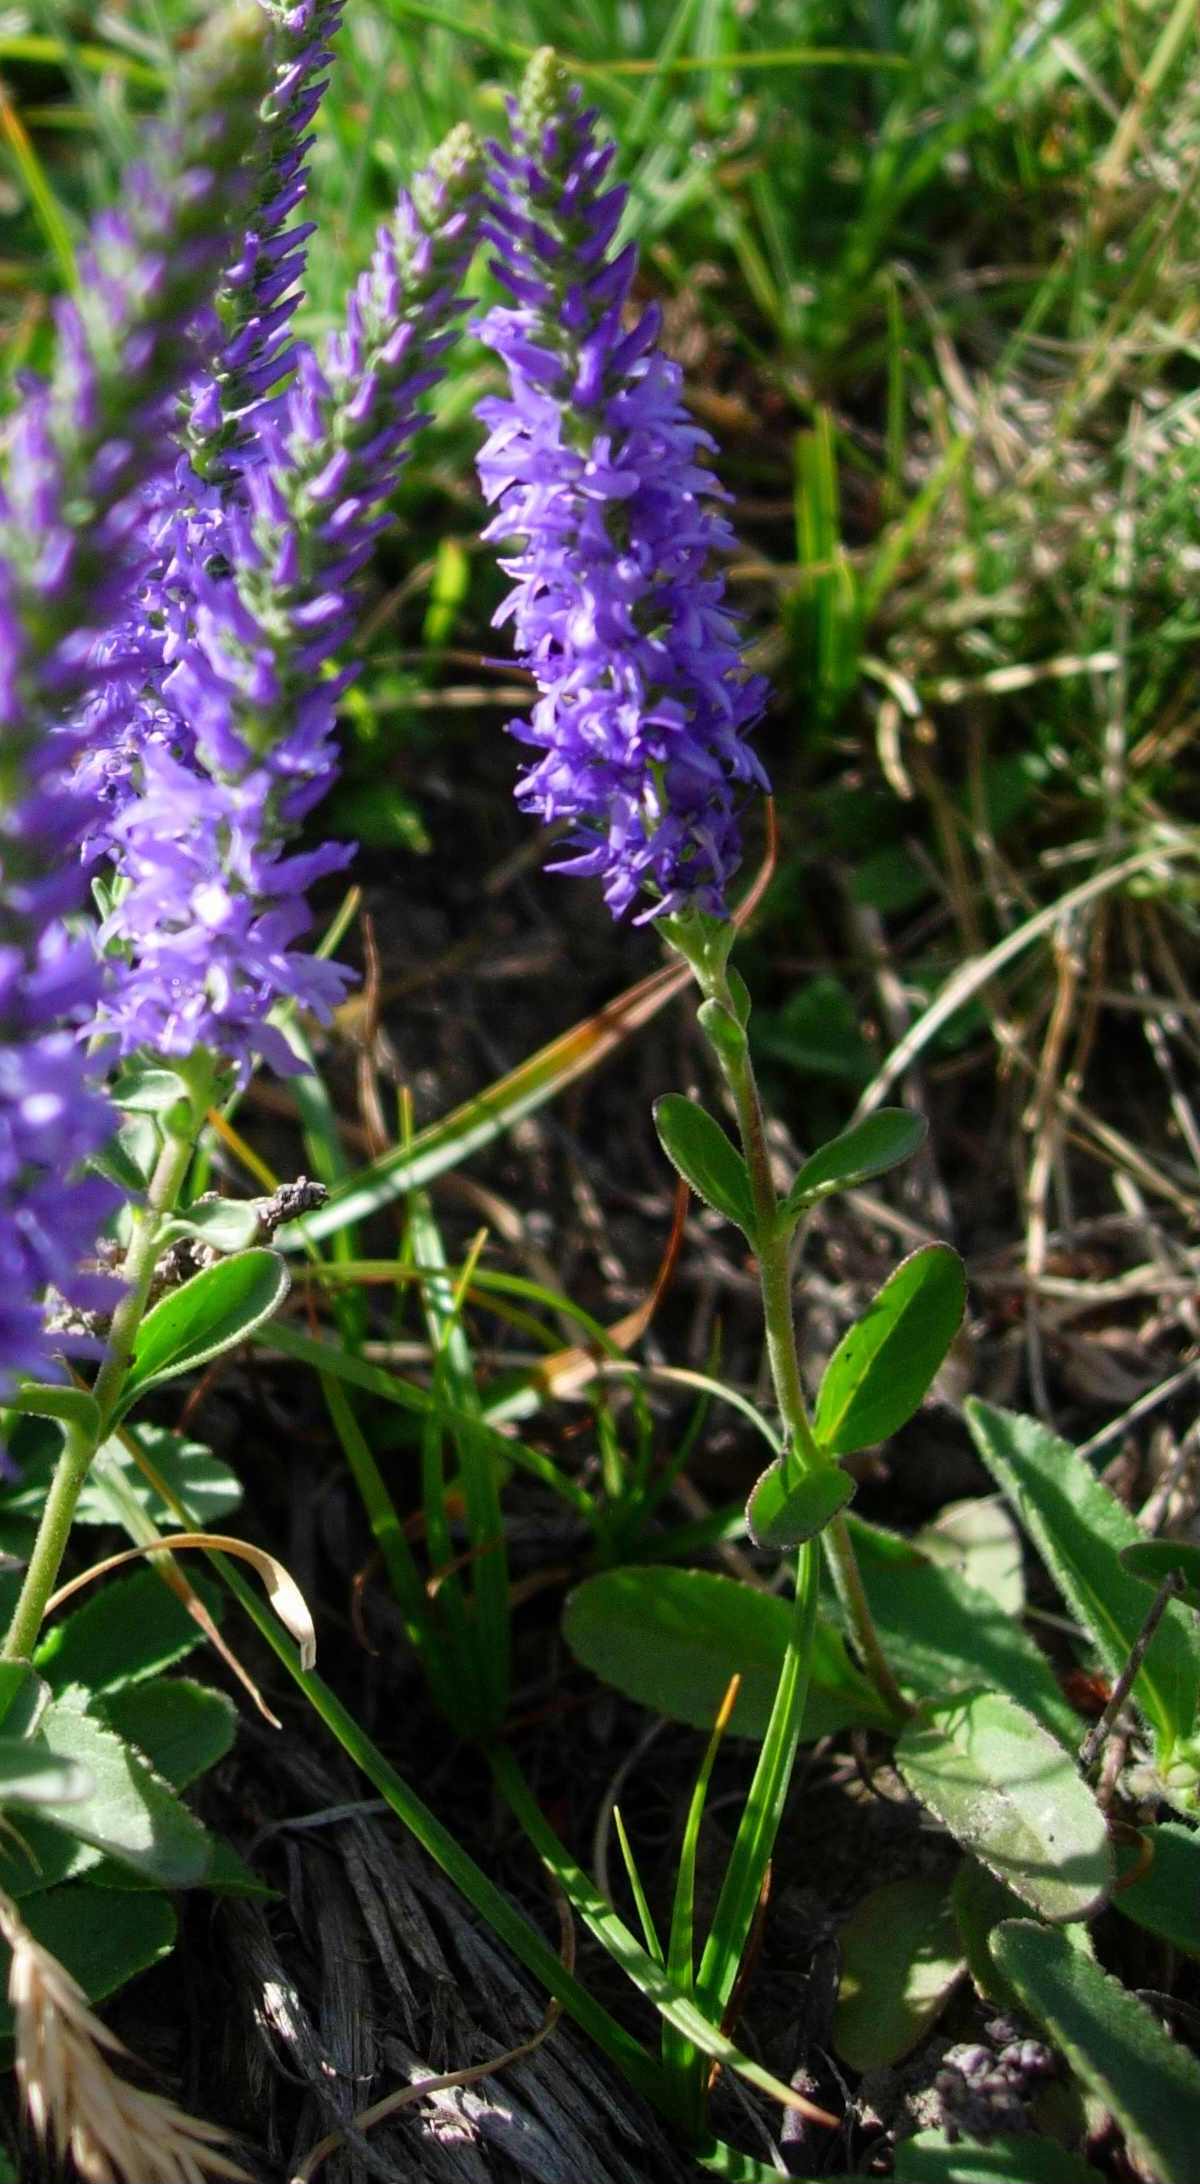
188;0;346;473
474;50;768;920
0;13;270;1389
94;125;481;1078
76;0;347;857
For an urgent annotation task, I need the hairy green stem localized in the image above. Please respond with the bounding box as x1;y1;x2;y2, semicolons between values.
689;941;908;1723
2;1123;196;1662
823;1511;910;1721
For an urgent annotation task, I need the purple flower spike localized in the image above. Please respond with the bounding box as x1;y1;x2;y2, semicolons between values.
474;50;769;921
189;0;346;475
98;127;482;1081
0;10;271;1396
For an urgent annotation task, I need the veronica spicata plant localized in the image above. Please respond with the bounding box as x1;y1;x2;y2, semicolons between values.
471;49;970;2140
1;31;482;1662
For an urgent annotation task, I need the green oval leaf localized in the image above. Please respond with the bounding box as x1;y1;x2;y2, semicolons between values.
896;1691;1113;1924
652;1095;755;1232
1119;1537;1200;1611
994;1917;1200;2183
31;1699;212;1886
35;1567;219;1695
563;1567;892;1741
966;1400;1200;1756
833;1878;964;2070
746;1457;855;1550
784;1108;927;1217
814;1245;966;1455
119;1247;290;1413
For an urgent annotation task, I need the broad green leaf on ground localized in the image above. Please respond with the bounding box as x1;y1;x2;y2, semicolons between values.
653;1095;755;1230
966;1400;1200;1752
82;1425;242;1528
35;1568;219;1694
914;1497;1024;1615
833;1878;964;2069
745;1457;854;1550
783;1108;926;1218
119;1248;290;1412
994;1918;1200;2183
101;1678;235;1790
30;1701;211;1887
814;1246;966;1454
1114;1823;1200;1958
563;1567;892;1741
897;1692;1112;1922
0;1883;176;2036
895;2130;1104;2183
831;1517;1082;1746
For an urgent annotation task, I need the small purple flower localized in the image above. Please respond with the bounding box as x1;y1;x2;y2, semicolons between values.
474;50;769;921
0;10;270;1395
97;127;482;1080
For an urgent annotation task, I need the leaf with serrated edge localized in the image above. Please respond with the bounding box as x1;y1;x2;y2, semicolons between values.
35;1568;216;1695
966;1399;1200;1753
101;1678;234;1791
31;1701;211;1886
897;1691;1113;1922
994;1918;1200;2182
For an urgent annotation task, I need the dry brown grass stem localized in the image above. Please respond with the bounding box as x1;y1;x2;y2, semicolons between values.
0;1892;251;2183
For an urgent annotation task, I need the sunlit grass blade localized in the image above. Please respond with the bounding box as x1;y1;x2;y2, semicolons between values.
613;1805;663;1963
408;1192;509;1728
262;1320;597;1521
696;1543;819;2021
663;1673;742;2133
490;1743;838;2129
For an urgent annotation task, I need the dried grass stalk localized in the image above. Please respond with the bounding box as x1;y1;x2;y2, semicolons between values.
0;1892;251;2183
